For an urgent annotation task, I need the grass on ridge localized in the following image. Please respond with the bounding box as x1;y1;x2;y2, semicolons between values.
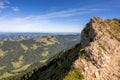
64;68;84;80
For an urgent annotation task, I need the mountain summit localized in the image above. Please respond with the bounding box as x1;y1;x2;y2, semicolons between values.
74;17;120;80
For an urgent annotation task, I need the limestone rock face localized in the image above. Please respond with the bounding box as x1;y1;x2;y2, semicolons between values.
74;17;120;80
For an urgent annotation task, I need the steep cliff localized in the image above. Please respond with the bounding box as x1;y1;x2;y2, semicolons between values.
74;17;120;80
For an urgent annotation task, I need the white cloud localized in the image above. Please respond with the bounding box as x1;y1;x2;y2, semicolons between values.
0;1;6;9
11;7;19;12
0;0;20;13
0;0;9;9
31;8;104;19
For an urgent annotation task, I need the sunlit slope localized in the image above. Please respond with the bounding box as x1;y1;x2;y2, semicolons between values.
0;34;80;80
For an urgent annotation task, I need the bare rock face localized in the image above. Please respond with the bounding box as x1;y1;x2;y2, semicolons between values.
74;17;120;80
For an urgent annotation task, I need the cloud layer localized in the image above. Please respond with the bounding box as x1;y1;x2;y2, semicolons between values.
0;7;104;32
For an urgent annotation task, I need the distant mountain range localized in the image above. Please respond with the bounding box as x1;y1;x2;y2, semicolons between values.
0;33;80;41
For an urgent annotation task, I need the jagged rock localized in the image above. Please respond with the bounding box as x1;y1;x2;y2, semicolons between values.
74;17;120;80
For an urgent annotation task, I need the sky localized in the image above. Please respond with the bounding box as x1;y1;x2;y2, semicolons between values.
0;0;120;33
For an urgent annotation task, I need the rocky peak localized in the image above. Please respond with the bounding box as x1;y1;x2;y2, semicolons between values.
81;17;111;47
74;17;120;80
91;17;104;23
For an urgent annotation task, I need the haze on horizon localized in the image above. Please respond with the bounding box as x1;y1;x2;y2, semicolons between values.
0;0;120;33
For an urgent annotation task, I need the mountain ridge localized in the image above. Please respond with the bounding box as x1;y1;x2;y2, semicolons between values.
74;17;120;80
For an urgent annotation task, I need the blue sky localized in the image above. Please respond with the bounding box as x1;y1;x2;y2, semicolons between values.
0;0;120;32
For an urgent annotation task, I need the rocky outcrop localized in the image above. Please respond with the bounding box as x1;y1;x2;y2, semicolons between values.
74;17;120;80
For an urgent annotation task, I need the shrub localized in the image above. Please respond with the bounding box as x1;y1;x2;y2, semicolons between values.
64;68;84;80
79;48;90;61
90;38;93;42
83;28;90;35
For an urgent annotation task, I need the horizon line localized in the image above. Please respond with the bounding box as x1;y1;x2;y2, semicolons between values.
0;31;80;33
